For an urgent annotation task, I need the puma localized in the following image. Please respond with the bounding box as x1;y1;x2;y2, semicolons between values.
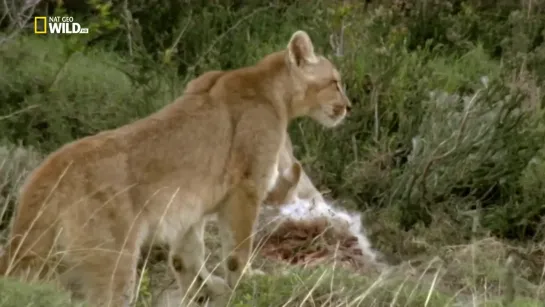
0;30;351;306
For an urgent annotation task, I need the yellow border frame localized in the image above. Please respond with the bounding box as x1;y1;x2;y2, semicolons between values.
34;17;47;34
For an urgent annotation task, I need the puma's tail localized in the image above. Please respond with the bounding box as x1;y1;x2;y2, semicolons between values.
0;233;55;280
0;208;58;280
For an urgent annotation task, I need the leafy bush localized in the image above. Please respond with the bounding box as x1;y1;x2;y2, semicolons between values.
0;277;84;307
0;36;175;152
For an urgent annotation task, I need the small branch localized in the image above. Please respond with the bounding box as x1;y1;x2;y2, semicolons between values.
502;252;516;306
121;0;133;57
163;16;192;63
372;83;380;141
329;1;351;58
0;105;39;121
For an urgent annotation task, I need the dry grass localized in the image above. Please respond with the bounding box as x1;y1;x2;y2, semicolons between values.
0;142;42;233
137;222;545;307
0;144;544;307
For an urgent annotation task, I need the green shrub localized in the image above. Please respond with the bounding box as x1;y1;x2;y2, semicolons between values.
0;36;176;152
0;277;85;307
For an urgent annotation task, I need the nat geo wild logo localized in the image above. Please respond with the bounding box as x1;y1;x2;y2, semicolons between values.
34;16;89;35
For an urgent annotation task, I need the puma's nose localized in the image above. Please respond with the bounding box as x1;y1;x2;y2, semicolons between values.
333;105;345;116
346;105;352;113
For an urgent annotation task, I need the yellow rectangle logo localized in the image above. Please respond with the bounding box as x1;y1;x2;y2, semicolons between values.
34;17;47;34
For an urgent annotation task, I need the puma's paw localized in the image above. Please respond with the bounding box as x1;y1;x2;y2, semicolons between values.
248;268;265;276
184;275;230;306
205;274;231;297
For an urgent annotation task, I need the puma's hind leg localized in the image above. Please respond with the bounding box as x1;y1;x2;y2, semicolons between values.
67;248;138;307
168;220;230;304
63;227;141;307
58;195;142;307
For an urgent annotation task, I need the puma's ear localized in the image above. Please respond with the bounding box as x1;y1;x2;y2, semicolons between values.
287;30;318;67
283;161;302;185
263;162;302;206
282;162;302;203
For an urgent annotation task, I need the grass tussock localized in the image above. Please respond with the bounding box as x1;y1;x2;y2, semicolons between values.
2;235;542;307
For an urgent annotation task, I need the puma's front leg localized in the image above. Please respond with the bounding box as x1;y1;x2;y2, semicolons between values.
217;108;286;287
217;180;262;288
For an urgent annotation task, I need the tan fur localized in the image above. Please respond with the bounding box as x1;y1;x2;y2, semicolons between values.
184;69;310;206
277;136;327;204
177;67;308;298
185;70;324;206
0;30;351;307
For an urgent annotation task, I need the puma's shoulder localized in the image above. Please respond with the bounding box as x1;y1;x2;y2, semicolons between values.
182;69;323;207
184;70;226;95
184;69;325;206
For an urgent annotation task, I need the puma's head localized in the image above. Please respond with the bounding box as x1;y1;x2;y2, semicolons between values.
285;30;352;128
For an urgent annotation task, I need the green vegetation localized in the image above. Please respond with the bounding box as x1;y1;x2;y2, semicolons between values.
0;277;85;307
1;0;545;306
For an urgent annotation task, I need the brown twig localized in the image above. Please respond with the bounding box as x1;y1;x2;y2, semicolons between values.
0;0;38;46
